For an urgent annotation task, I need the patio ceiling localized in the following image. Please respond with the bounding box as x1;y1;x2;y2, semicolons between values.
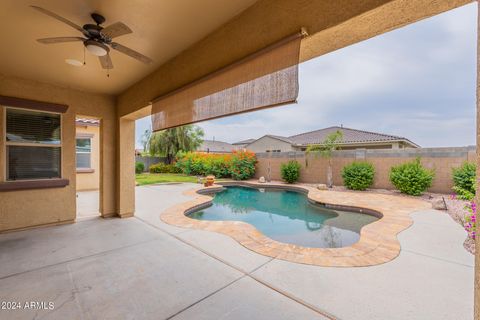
0;0;257;95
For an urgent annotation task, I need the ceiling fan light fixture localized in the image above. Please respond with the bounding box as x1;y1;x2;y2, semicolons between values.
84;40;109;56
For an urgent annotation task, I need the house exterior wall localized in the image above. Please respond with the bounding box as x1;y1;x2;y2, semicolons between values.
76;125;100;191
255;147;476;194
0;74;116;232
246;136;295;153
292;141;416;151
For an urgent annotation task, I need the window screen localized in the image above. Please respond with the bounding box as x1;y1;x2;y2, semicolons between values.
76;138;92;169
5;108;62;180
7;146;60;180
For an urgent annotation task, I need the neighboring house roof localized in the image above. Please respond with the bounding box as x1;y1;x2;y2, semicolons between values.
264;134;293;144
288;126;420;147
76;118;100;126
232;138;256;145
198;140;235;153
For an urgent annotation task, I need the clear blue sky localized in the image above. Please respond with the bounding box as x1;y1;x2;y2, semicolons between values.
136;3;477;149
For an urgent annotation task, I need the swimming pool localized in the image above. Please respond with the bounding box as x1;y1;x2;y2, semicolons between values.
188;185;378;248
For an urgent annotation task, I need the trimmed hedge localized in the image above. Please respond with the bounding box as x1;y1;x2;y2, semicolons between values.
341;162;375;190
389;158;435;196
452;162;476;200
135;162;145;174
175;150;257;180
149;163;182;174
280;160;301;183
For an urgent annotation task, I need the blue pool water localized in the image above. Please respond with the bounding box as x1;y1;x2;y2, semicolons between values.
188;186;378;248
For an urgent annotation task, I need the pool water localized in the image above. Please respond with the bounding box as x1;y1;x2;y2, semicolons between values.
188;186;378;248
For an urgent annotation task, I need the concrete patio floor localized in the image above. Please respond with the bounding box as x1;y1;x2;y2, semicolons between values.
76;190;100;219
0;183;474;320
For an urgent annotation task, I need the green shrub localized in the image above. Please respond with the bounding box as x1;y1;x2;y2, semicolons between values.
135;162;145;174
452;162;476;200
389;158;435;196
341;162;375;190
149;163;182;174
280;160;301;183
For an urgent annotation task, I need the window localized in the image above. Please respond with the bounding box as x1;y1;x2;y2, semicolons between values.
76;137;92;169
5;108;61;180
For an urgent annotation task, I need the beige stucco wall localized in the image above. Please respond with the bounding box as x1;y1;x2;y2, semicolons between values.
246;136;295;153
76;125;100;191
0;74;117;232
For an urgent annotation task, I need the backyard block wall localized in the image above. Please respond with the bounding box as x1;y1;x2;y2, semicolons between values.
254;146;476;194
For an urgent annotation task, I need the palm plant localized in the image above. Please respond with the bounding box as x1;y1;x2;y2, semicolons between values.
142;125;204;163
306;130;343;188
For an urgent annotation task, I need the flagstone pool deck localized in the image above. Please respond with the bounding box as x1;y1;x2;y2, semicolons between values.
0;183;473;320
161;181;433;267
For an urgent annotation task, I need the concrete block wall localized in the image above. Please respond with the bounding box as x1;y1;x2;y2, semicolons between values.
254;146;476;194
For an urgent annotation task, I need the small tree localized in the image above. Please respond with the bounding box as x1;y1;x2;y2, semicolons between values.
306;130;343;188
142;125;204;164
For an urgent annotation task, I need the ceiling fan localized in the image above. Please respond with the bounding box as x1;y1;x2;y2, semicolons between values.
31;5;153;70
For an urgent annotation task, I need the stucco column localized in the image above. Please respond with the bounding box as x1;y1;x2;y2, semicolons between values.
476;2;480;318
116;117;135;218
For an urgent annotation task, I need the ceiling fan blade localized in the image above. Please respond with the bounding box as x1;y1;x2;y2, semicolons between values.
37;37;85;44
98;54;114;69
101;22;132;39
30;6;85;34
110;42;152;64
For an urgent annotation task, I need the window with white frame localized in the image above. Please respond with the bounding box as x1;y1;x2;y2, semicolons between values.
75;137;92;169
5;108;61;180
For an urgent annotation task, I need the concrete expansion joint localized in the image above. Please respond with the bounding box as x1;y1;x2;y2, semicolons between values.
134;215;337;320
0;237;160;281
403;249;474;268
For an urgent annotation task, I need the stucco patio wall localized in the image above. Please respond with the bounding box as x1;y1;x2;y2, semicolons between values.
254;146;476;194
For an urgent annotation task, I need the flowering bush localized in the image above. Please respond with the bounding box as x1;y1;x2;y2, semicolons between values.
465;201;477;240
229;150;257;180
175;150;256;180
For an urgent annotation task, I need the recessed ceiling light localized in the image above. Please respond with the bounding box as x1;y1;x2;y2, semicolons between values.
65;59;83;67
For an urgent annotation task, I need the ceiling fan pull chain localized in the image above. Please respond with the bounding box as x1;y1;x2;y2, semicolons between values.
83;46;86;65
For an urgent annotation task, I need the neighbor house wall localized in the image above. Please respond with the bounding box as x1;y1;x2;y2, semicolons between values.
255;146;476;194
246;136;295;153
0;74;116;232
76;125;100;191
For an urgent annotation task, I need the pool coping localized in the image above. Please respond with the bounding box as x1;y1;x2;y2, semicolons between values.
160;181;432;267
